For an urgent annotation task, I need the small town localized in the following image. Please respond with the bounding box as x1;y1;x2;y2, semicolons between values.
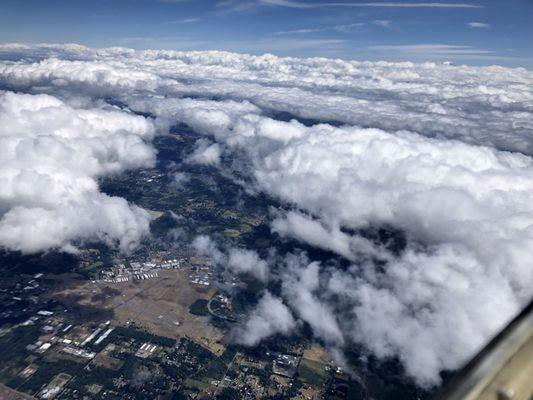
0;246;356;399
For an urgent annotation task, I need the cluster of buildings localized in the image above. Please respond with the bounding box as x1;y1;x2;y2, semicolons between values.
80;246;223;292
24;314;115;362
135;342;159;358
98;258;182;284
96;255;221;289
141;171;164;183
189;265;212;287
0;241;356;400
273;354;300;378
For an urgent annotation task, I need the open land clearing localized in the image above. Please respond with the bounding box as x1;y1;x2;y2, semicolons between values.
44;269;224;351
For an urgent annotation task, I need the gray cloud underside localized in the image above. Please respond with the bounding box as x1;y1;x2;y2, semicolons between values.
1;43;532;386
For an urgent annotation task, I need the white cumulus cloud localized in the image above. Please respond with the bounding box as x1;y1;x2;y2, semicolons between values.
234;291;296;346
0;91;156;253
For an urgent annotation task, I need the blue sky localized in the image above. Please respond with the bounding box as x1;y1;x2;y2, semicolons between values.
0;0;532;66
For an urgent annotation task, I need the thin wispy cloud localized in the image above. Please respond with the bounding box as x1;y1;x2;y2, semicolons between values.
260;0;311;8
365;43;520;62
261;0;483;9
372;19;392;28
336;22;366;32
232;38;346;52
166;18;201;24
368;44;494;56
468;21;491;28
216;0;258;13
273;28;320;35
273;22;364;35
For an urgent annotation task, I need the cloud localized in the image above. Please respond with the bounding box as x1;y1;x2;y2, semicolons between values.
215;0;259;14
3;46;529;145
372;19;392;28
273;28;322;35
468;21;491;28
130;365;154;389
260;0;312;8
367;43;494;56
333;2;482;7
336;244;518;385
228;38;346;52
186;139;222;166
191;235;225;262
272;211;385;262
234;291;296;346
228;248;269;282
0;91;156;253
282;259;345;345
272;22;364;35
219;0;483;15
170;171;190;189
365;43;518;63
261;0;482;8
166;18;201;24
0;56;173;95
192;235;268;281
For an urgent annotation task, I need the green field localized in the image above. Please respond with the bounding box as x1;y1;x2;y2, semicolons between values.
298;358;330;385
185;378;212;390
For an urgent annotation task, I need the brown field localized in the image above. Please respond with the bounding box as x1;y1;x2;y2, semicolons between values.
47;269;225;346
271;374;291;388
302;345;330;364
295;385;323;400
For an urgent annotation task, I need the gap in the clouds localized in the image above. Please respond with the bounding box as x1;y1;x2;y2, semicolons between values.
92;111;411;276
96;121;355;262
343;225;408;256
108;114;415;270
167;93;348;128
97;124;277;249
163;92;347;128
266;110;346;128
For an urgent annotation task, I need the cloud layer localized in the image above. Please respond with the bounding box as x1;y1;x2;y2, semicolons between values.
1;43;532;386
2;43;532;154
